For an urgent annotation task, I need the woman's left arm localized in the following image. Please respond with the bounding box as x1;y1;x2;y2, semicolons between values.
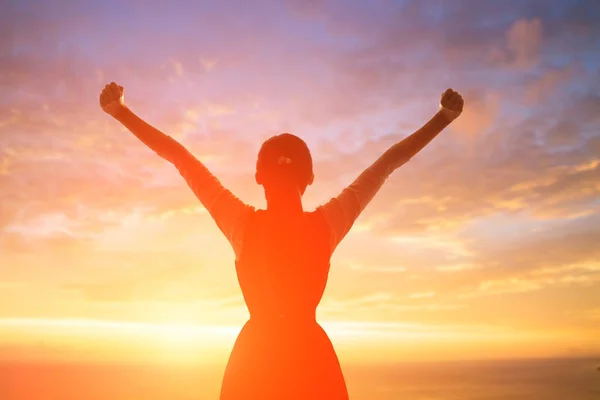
317;89;464;252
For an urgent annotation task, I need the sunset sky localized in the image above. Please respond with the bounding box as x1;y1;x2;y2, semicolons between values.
1;0;599;365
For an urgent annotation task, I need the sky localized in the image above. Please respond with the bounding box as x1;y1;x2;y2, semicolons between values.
1;0;599;365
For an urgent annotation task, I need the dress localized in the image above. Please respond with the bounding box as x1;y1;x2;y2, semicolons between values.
146;132;411;399
220;209;347;399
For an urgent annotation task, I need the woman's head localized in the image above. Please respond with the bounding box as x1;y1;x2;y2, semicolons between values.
255;133;314;195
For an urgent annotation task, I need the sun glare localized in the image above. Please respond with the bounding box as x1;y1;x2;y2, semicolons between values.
3;317;596;364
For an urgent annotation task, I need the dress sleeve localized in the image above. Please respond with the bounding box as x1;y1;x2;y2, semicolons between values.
170;139;253;258
112;106;252;258
317;149;412;253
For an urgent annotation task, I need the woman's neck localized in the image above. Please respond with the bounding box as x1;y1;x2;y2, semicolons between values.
264;188;304;215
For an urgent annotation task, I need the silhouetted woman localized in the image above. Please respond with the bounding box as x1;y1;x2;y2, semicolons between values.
99;82;464;399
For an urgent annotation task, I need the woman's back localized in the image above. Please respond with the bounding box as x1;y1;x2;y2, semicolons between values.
221;209;349;400
236;209;331;320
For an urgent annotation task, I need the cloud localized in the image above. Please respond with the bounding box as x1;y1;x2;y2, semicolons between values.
2;0;600;338
575;308;600;321
423;216;600;301
524;64;580;104
326;88;600;237
59;255;244;305
463;265;600;298
0;157;10;175
62;282;138;303
320;292;464;316
476;218;600;275
200;58;218;72
488;18;544;69
408;292;436;299
450;90;501;137
173;60;184;77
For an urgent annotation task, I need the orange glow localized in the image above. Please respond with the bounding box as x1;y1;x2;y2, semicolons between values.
2;2;600;393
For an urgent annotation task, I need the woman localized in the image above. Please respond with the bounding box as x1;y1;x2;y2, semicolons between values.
99;82;463;399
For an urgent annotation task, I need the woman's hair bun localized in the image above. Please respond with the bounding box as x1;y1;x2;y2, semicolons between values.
256;133;313;190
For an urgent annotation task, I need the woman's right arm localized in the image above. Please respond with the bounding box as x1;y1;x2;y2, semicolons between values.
100;82;184;164
112;105;187;165
100;82;253;257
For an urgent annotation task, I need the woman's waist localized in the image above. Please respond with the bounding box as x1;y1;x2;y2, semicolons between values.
248;308;317;324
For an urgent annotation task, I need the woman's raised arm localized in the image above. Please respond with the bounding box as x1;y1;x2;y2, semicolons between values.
317;89;464;252
100;82;253;257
